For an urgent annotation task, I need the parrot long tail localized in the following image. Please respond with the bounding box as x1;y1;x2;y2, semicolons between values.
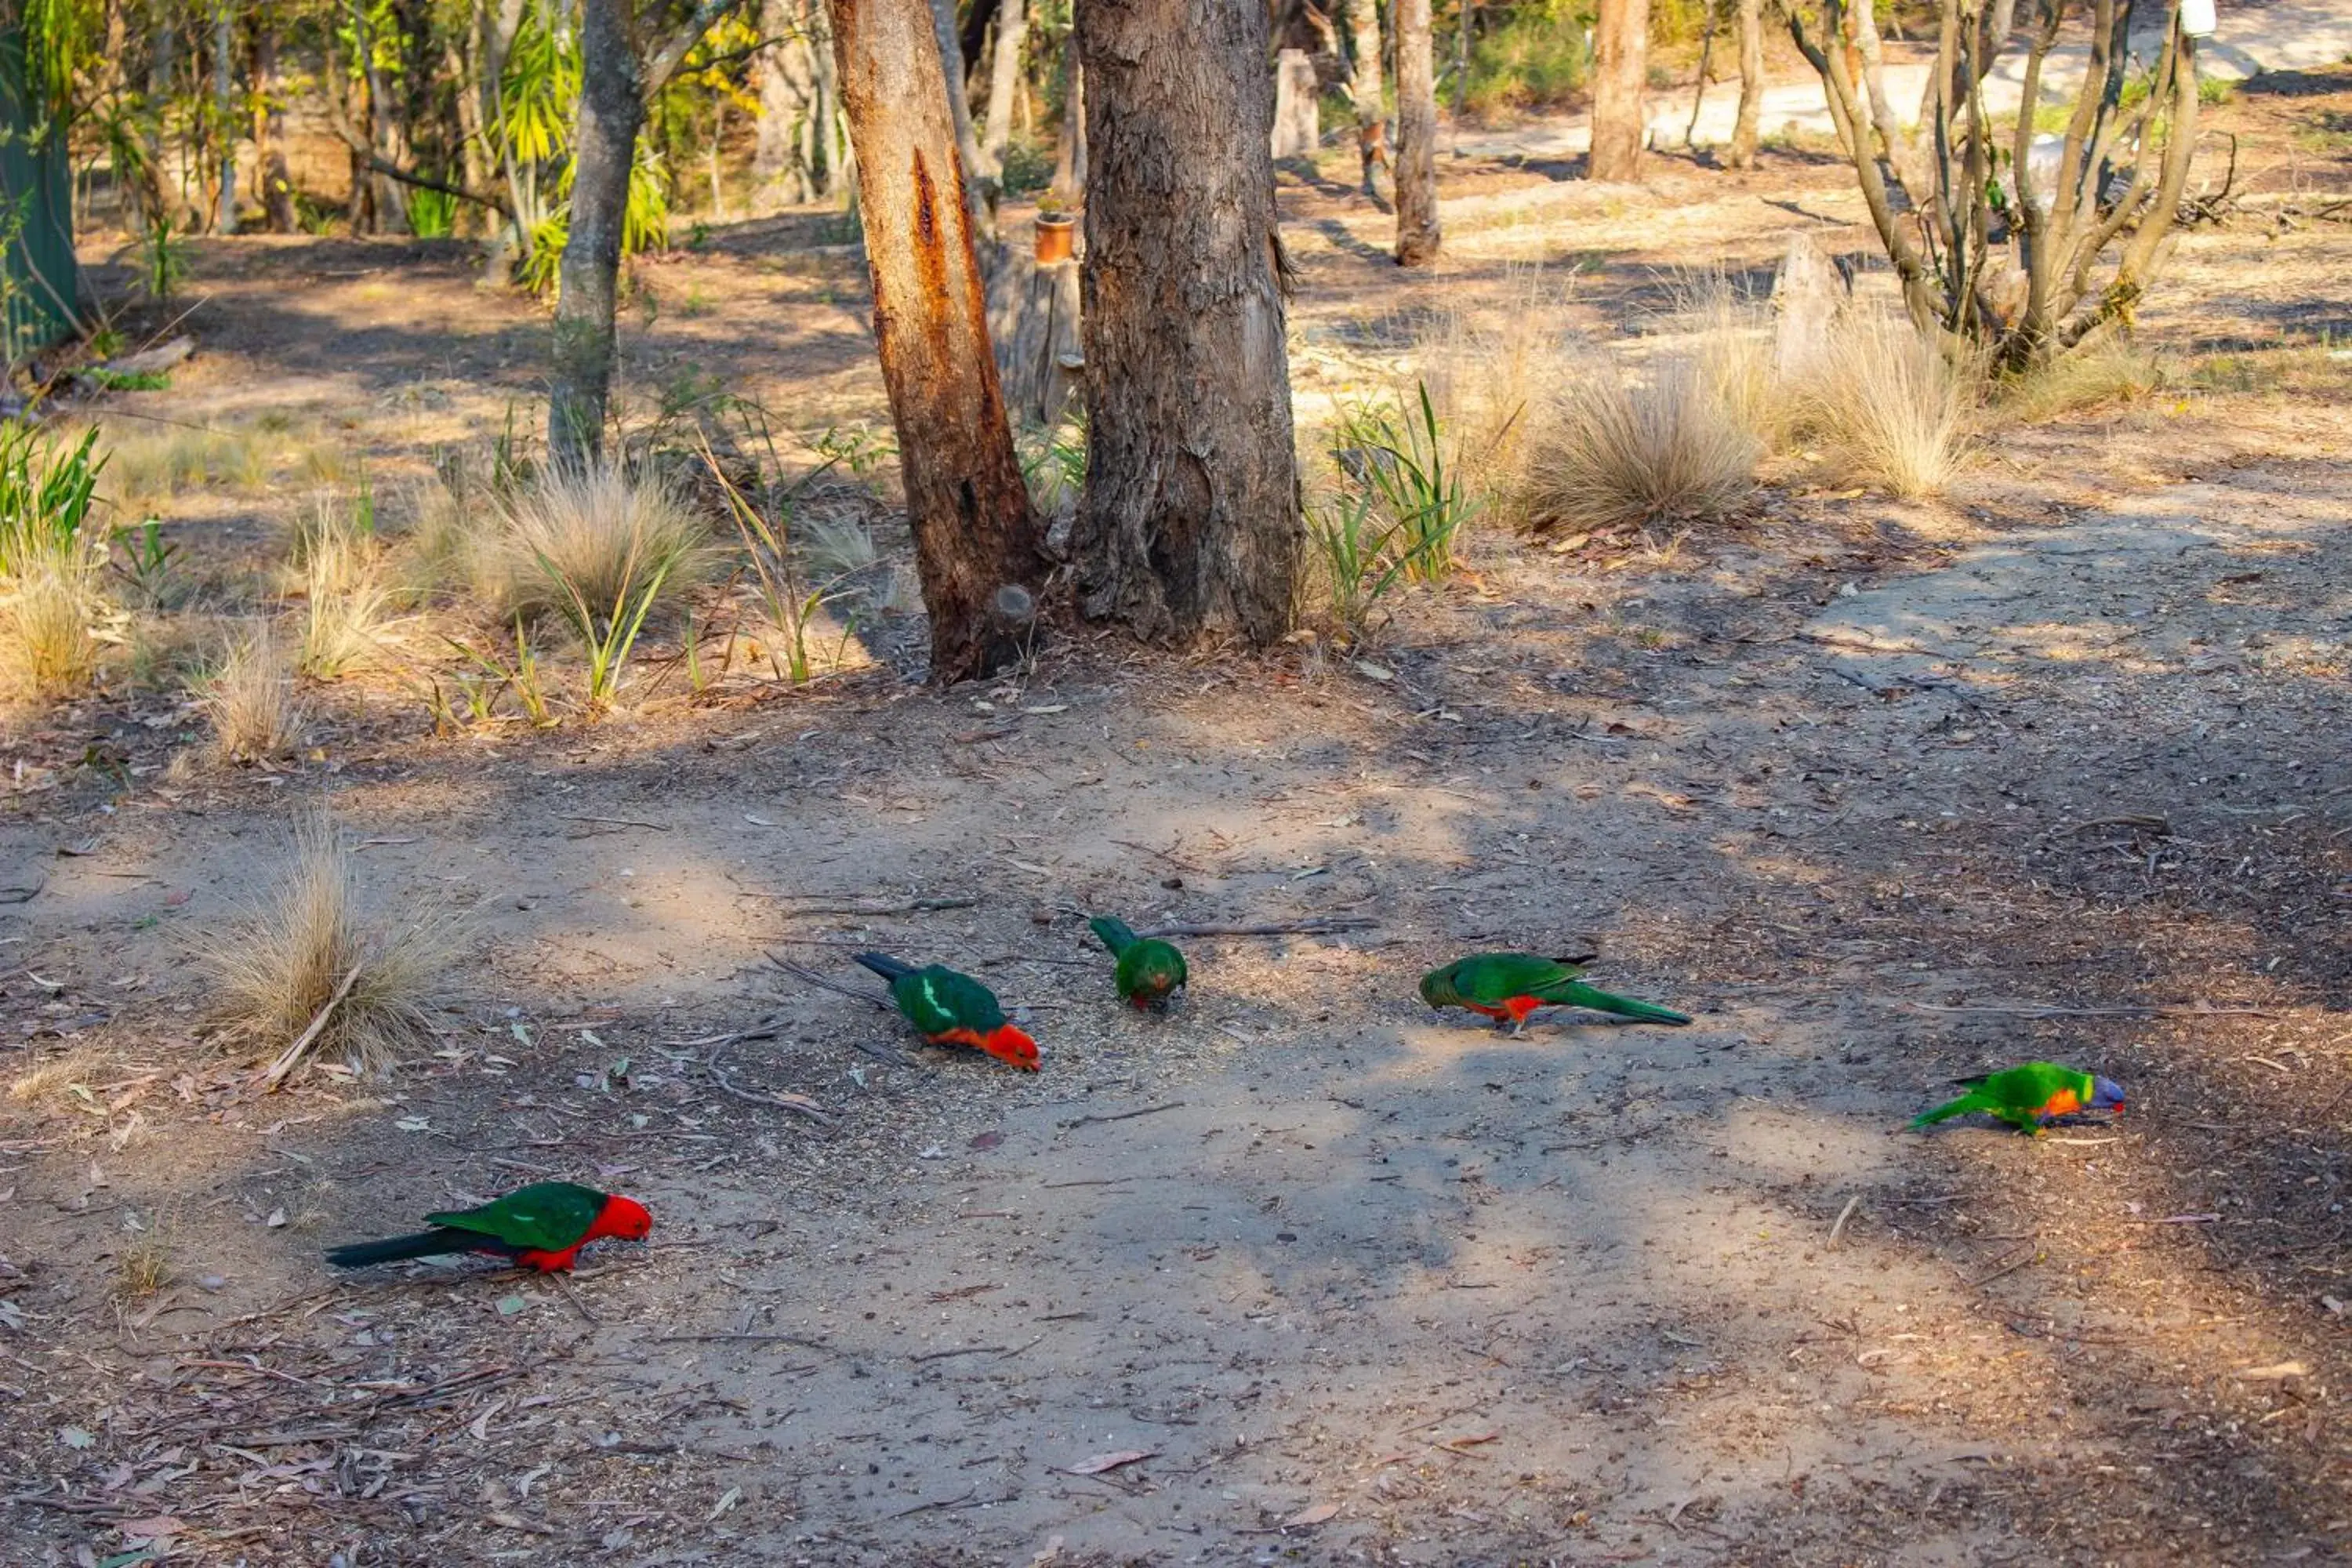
1551;981;1692;1025
853;952;916;983
325;1229;497;1269
1908;1093;1990;1130
1088;916;1139;956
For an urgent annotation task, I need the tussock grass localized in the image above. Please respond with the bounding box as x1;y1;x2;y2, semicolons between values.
797;512;880;583
1999;341;2168;419
287;489;377;594
299;570;392;681
193;814;456;1080
102;424;270;508
9;1047;101;1103
199;630;306;760
118;1223;172;1300
483;465;710;626
1522;354;1761;534
2;560;105;694
1802;317;1974;498
1415;270;1575;527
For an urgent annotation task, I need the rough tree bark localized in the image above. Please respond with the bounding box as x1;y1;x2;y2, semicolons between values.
1341;0;1386;198
1073;0;1301;646
546;0;644;466
1393;0;1439;263
1590;0;1649;181
978;0;1026;175
1729;0;1762;169
827;0;1044;682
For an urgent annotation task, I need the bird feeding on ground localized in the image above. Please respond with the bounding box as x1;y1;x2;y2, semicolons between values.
854;951;1041;1070
1419;952;1693;1035
1089;915;1189;1012
325;1181;652;1274
1909;1062;2125;1136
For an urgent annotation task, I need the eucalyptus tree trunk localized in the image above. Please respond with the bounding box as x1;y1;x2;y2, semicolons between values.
978;0;1025;175
1393;0;1439;263
1341;0;1386;198
1730;0;1762;169
1049;45;1083;202
755;0;820;206
826;0;1044;682
1590;0;1649;181
1073;0;1301;645
212;3;238;232
546;0;644;467
256;22;299;230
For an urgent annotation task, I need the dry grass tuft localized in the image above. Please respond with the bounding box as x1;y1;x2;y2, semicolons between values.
200;630;306;760
299;568;393;681
1801;316;1975;498
9;1047;100;1103
118;1223;172;1300
194;814;457;1080
483;465;710;625
1414;269;1577;526
2;559;105;694
2000;340;2169;420
1521;354;1761;534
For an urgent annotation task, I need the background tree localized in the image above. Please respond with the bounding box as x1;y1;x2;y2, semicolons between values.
826;0;1043;681
1341;0;1385;200
1590;0;1649;181
1393;0;1438;263
1730;0;1762;169
1073;0;1301;645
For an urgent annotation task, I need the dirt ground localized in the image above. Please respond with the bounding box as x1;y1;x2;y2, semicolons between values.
4;67;2350;1568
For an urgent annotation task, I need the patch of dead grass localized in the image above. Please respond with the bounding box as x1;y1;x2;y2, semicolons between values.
199;629;306;760
1521;354;1761;534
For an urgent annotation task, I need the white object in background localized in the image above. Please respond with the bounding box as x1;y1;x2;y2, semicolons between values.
2180;0;2218;38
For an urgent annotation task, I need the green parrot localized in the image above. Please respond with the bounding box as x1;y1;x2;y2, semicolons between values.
854;952;1041;1070
324;1181;652;1273
1088;916;1189;1011
1419;952;1692;1035
1910;1062;2125;1135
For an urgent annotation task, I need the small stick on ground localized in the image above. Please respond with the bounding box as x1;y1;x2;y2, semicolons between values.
1828;1195;1863;1247
559;814;672;832
1134;916;1377;939
260;962;365;1091
549;1272;598;1326
706;1033;833;1124
1903;1000;2278;1018
767;953;896;1011
1063;1102;1185;1131
770;895;980;916
911;1344;1009;1363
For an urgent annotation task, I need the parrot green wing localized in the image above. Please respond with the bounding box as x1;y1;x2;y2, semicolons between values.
424;1181;605;1251
1421;953;1584;1007
892;966;1008;1037
1088;916;1139;956
1969;1062;2090;1115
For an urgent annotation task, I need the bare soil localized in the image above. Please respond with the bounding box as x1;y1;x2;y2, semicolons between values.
4;71;2350;1568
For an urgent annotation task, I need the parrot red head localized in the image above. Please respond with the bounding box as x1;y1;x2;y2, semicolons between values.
982;1025;1041;1072
590;1194;655;1243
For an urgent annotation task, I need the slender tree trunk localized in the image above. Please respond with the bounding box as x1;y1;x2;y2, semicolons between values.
212;2;238;233
1393;0;1439;263
756;0;818;207
1049;46;1084;203
1729;0;1762;169
147;0;176;224
1590;0;1649;181
547;0;644;466
252;21;297;230
1341;0;1385;198
826;0;1044;683
812;9;848;200
1073;0;1301;646
924;0;995;232
978;0;1025;175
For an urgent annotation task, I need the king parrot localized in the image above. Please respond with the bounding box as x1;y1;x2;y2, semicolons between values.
324;1181;652;1274
1420;952;1692;1034
1910;1062;2125;1135
854;952;1041;1070
1088;916;1189;1011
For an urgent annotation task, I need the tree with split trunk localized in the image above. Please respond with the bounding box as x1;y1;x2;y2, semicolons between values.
1729;0;1763;169
1073;0;1301;646
826;0;1044;682
1392;0;1439;263
1791;0;2205;368
1589;0;1649;181
546;0;747;467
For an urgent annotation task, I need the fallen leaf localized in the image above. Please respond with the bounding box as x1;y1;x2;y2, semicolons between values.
264;1207;287;1229
495;1295;528;1318
162;890;191;907
395;1116;430;1133
707;1485;742;1521
1065;1449;1156;1475
743;813;778;826
1283;1502;1342;1528
485;1512;554;1535
113;1516;185;1541
2238;1361;2309;1381
470;1398;509;1440
60;1425;96;1449
1437;1431;1500;1450
1352;659;1394;681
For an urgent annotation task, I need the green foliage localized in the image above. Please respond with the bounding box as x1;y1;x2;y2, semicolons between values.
0;423;104;576
407;187;459;238
107;517;180;608
1308;490;1414;648
812;421;895;477
1464;2;1592;118
82;366;170;391
1330;381;1475;584
139;214;190;301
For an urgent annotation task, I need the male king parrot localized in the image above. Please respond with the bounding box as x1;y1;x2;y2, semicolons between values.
1910;1062;2125;1135
1420;952;1692;1034
1088;916;1189;1011
854;952;1040;1070
324;1181;652;1274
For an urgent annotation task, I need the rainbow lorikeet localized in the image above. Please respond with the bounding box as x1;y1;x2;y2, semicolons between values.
854;952;1040;1070
1910;1062;2125;1135
1420;952;1692;1035
1088;916;1189;1011
324;1181;651;1274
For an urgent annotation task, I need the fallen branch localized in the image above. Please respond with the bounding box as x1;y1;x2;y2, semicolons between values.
560;814;671;833
260;962;365;1091
766;953;895;1011
1900;1000;2278;1019
707;1033;832;1124
1062;1101;1184;1131
1134;916;1377;939
910;1345;1007;1363
771;895;980;916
